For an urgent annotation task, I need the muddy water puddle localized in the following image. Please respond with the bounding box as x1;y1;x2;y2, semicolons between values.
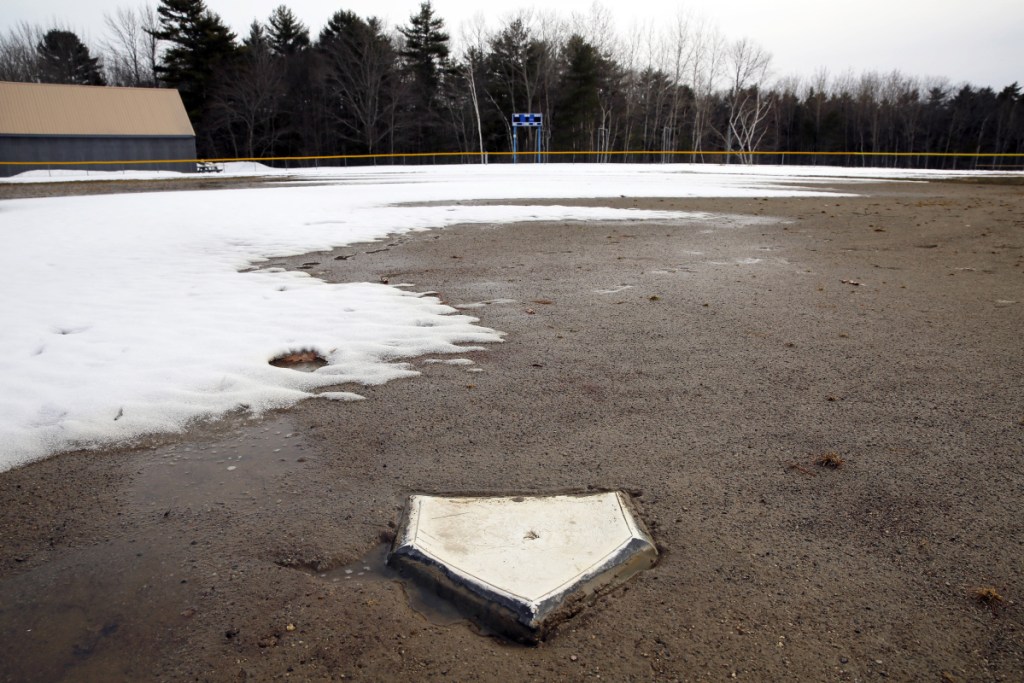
132;417;496;634
0;535;188;682
131;414;312;510
293;544;500;636
1;415;324;681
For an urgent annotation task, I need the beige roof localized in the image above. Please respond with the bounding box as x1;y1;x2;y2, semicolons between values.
0;81;194;137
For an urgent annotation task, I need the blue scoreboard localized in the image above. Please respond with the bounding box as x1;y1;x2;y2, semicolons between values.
512;113;543;162
512;113;543;128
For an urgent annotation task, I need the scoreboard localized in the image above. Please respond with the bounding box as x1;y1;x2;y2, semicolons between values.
512;113;543;128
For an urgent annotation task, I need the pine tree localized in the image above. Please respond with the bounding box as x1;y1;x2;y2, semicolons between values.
318;10;361;48
37;29;104;85
266;5;309;58
150;0;237;120
243;20;269;53
399;2;450;100
556;34;607;148
397;2;452;151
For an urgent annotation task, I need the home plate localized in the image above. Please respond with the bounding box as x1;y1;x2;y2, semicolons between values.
387;491;658;642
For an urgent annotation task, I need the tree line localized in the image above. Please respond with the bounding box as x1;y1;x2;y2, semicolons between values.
1;0;1021;168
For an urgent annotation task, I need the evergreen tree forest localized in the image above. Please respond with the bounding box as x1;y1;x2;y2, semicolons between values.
1;1;1021;168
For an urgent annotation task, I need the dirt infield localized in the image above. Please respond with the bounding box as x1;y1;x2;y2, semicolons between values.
0;174;295;200
1;177;1022;681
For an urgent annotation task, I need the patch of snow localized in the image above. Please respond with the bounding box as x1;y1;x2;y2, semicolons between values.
0;163;940;470
2;168;189;183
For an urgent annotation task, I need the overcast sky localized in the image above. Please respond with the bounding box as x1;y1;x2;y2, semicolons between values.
3;0;1022;89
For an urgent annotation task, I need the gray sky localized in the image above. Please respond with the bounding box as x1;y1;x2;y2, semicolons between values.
3;0;1022;89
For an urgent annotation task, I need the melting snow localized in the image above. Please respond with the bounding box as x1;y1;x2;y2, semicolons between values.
1;163;876;469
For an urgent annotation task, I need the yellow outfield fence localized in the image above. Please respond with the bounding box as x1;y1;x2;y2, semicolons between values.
2;149;1024;169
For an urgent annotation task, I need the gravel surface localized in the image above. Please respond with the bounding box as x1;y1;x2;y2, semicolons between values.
1;177;1022;682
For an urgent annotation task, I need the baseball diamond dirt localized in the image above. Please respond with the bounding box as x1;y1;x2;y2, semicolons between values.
0;175;1022;682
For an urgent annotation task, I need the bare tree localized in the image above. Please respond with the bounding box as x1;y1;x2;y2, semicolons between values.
801;67;830;163
685;17;725;161
531;9;568;155
883;70;922;164
458;15;489;162
661;12;694;159
615;21;648;154
209;29;286;158
726;90;773;163
568;1;616;56
721;37;773;163
102;5;159;87
853;71;882;163
0;22;43;82
323;16;400;155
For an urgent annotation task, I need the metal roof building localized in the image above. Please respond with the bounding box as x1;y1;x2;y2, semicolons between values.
0;81;196;177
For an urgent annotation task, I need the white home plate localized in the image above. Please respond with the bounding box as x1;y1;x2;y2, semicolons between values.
388;491;657;641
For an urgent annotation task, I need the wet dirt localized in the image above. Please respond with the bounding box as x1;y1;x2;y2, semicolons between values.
294;544;480;632
0;175;294;200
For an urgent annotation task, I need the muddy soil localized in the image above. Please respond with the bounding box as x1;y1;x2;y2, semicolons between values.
1;177;1022;682
0;174;298;200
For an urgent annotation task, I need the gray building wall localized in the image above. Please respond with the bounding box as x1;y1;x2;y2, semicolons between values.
0;135;197;177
